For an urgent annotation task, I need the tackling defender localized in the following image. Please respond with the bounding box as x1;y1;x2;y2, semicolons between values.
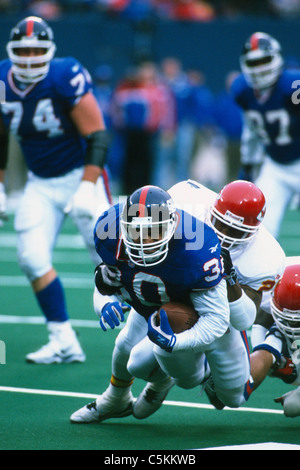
0;16;112;364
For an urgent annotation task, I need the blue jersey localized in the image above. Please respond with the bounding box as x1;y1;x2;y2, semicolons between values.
94;204;224;320
0;57;93;177
231;69;300;164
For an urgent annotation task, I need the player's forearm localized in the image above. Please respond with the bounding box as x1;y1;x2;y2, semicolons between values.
0;170;5;185
82;164;102;183
174;280;230;351
173;310;229;352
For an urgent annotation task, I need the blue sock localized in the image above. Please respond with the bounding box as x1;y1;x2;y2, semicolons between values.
36;277;69;323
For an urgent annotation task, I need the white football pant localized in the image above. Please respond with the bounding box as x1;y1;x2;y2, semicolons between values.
14;167;110;281
255;156;300;239
115;310;252;408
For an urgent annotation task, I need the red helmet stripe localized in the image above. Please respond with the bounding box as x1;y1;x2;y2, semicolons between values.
250;34;259;50
26;19;34;37
138;186;149;217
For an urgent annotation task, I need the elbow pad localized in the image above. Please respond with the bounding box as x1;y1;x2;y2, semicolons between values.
229;290;257;331
85;130;109;168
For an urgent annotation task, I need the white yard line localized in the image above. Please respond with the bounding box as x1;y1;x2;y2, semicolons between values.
0;314;99;328
0;274;93;289
0;385;284;415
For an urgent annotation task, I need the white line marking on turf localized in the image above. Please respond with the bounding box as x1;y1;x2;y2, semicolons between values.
0;233;85;249
0;315;99;328
0;386;284;415
0;274;93;289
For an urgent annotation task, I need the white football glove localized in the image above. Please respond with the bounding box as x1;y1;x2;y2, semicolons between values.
64;180;97;219
275;387;300;418
0;182;8;227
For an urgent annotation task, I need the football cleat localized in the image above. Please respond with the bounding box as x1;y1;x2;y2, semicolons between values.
26;321;86;364
70;392;134;423
25;340;86;364
203;375;225;410
133;377;174;419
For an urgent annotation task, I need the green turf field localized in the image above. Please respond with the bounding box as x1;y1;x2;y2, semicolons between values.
0;207;299;451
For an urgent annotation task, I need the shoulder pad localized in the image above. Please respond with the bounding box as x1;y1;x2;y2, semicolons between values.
52;57;93;100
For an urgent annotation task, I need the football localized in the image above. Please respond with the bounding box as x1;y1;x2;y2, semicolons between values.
156;302;199;334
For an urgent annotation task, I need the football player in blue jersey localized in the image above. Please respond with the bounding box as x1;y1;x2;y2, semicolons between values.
231;32;300;239
0;16;112;364
70;185;254;423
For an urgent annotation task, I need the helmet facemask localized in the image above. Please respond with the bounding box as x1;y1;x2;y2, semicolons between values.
241;52;283;90
271;298;300;343
271;265;300;344
121;196;178;267
208;180;266;253
240;32;283;91
210;206;259;252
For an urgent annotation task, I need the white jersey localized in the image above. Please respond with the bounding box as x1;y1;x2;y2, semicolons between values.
169;180;286;315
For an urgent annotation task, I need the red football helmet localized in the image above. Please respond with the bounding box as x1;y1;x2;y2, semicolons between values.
271;264;300;342
210;180;266;251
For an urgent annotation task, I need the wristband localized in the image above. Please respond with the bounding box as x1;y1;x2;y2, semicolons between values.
85;130;109;168
225;267;238;286
229;290;257;331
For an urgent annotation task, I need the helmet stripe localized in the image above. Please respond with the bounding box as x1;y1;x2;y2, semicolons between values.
250;34;259;50
26;19;34;37
138;186;149;217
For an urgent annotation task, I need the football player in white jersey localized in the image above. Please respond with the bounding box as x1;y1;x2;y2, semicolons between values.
0;17;112;364
126;179;286;418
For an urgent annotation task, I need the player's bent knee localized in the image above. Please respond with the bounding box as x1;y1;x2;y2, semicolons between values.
127;360;148;381
17;250;52;282
216;386;246;408
174;378;199;389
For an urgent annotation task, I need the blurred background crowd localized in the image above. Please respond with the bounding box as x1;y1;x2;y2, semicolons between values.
2;0;300;198
2;0;300;20
93;58;242;195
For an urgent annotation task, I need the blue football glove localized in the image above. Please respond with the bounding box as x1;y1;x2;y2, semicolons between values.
100;302;130;331
147;310;176;353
